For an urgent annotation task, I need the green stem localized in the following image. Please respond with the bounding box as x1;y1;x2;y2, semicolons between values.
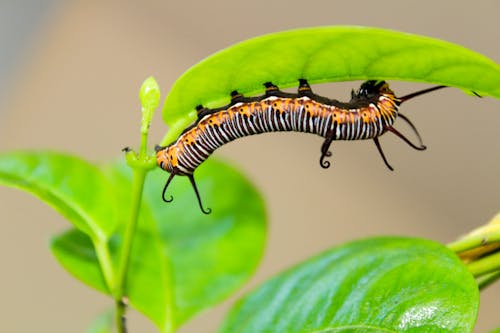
113;76;161;332
477;270;500;290
466;250;500;278
140;131;149;159
114;166;147;332
114;127;154;332
447;223;500;287
448;230;500;253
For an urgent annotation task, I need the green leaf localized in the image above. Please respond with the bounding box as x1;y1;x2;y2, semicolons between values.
50;158;266;331
161;26;500;145
0;151;118;240
51;229;108;293
219;237;479;333
0;151;118;290
0;150;266;330
143;159;267;326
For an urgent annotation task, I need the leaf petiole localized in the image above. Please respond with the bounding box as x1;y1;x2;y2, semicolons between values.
448;214;500;288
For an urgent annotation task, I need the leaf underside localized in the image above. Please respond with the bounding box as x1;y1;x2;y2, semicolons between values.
161;26;500;145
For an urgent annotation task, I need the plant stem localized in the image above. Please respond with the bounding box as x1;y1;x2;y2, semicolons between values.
477;270;500;290
113;76;160;332
466;250;500;278
448;230;500;253
114;166;147;332
114;117;153;332
447;213;500;288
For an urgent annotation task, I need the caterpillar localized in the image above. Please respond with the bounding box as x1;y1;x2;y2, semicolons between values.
156;79;445;214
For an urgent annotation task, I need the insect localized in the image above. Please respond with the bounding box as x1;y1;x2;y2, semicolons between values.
156;79;445;214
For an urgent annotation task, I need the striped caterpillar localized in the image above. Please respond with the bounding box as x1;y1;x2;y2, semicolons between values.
156;80;444;213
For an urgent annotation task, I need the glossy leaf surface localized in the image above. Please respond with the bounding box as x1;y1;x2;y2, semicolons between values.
136;160;267;325
0;151;118;239
46;155;266;331
219;237;479;333
161;26;500;145
0;151;266;331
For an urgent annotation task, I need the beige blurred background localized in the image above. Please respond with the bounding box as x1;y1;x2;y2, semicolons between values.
0;0;499;332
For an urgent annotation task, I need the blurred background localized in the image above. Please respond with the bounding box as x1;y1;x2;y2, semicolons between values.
0;0;499;332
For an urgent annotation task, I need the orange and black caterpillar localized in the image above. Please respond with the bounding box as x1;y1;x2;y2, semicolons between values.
156;80;445;213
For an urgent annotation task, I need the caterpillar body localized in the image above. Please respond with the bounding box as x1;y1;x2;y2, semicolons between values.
156;79;444;213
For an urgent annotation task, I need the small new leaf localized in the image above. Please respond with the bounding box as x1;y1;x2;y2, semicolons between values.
140;76;161;134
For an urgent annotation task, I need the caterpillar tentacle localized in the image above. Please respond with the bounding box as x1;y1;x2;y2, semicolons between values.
157;80;444;213
320;131;335;169
188;174;211;215
319;154;331;169
162;172;176;203
386;126;427;151
397;113;426;149
373;136;394;171
398;85;446;104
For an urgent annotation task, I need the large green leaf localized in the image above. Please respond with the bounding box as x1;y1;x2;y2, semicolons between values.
219;237;479;333
139;159;267;326
0;151;118;239
49;157;266;331
161;26;500;145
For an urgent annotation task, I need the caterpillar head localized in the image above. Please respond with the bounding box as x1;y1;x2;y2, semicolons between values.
351;80;395;102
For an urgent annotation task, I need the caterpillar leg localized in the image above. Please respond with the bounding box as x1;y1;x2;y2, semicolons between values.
230;90;244;103
196;104;211;119
263;82;297;99
264;82;280;96
373;137;394;171
298;79;314;98
298;78;332;105
162;172;176;202
187;174;212;215
230;90;262;104
319;131;334;169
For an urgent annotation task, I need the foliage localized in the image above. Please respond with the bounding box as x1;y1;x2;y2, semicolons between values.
161;26;500;145
1;26;500;332
0;153;266;331
220;237;479;333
